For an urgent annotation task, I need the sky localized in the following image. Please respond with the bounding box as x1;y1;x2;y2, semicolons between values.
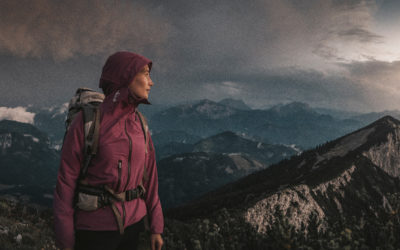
0;0;400;112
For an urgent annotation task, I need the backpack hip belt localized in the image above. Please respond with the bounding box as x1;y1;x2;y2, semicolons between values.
75;181;147;234
76;182;146;207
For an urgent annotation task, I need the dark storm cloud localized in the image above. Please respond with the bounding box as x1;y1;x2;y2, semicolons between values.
0;0;172;60
336;59;400;111
0;0;395;112
339;60;400;94
0;0;381;67
336;28;383;43
341;60;400;78
153;0;383;77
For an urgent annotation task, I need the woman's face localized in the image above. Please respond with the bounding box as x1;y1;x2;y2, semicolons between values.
128;64;153;100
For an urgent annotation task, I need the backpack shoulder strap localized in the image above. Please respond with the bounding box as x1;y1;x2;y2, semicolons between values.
80;105;101;180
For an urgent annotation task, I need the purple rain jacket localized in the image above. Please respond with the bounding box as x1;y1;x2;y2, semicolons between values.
53;52;164;249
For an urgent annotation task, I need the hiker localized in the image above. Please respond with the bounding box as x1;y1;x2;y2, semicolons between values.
53;51;164;250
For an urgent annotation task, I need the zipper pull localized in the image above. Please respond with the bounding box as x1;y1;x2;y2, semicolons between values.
116;160;122;191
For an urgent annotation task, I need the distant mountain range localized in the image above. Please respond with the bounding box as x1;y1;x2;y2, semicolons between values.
158;131;299;208
149;100;363;148
0;120;59;206
165;116;400;248
19;99;400;150
192;131;299;164
218;98;252;110
30;104;68;150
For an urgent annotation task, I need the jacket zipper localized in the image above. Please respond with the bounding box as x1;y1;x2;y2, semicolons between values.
122;118;133;227
124;118;132;191
116;160;122;191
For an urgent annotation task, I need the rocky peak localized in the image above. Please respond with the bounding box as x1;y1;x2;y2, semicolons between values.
167;116;400;238
0;120;50;152
218;98;251;110
193;99;236;119
159;99;237;120
303;116;400;172
360;116;400;178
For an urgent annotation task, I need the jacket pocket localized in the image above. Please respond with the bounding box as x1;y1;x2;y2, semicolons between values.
116;160;122;191
76;193;100;211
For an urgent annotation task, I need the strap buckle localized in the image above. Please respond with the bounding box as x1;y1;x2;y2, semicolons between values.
125;185;146;201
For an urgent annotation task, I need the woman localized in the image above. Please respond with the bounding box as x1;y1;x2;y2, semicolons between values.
53;51;164;250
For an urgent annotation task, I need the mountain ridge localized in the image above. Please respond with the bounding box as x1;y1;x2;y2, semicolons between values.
166;115;400;234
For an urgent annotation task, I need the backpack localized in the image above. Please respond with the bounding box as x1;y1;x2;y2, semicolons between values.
64;87;105;178
63;87;150;234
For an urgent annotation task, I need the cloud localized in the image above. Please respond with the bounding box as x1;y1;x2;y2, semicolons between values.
341;60;400;92
336;27;383;43
160;0;384;78
0;0;397;112
203;81;242;98
337;59;400;110
0;107;35;124
0;0;172;60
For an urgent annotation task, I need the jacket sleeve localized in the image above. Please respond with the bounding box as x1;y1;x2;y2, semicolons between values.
144;132;164;234
53;112;84;249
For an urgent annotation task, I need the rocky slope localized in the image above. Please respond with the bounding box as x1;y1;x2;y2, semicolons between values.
0;197;56;250
158;152;266;209
164;116;400;249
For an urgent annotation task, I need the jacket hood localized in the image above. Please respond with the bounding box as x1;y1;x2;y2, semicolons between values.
99;51;152;100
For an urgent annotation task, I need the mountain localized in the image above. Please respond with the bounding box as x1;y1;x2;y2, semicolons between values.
269;102;315;116
150;100;363;148
163;116;400;249
350;110;400;125
31;104;68;150
158;131;299;208
193;131;299;165
218;98;251;110
151;98;237;126
155;141;195;161
150;99;239;137
151;130;201;160
314;107;362;119
158;152;265;209
0;120;59;206
0;197;56;249
137;102;170;122
152;130;202;146
25;100;365;153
